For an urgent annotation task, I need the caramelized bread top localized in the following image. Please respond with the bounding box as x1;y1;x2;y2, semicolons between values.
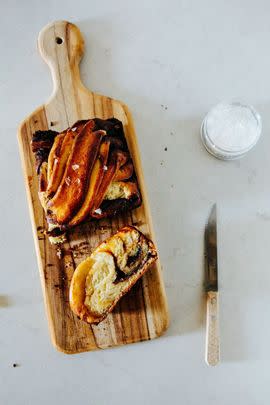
31;118;141;231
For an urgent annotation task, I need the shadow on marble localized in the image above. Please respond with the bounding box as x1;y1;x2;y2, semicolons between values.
221;315;247;363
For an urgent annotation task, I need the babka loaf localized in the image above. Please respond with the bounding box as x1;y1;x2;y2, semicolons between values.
31;118;141;243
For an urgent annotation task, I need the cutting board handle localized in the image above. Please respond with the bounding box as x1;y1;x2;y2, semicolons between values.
38;21;86;104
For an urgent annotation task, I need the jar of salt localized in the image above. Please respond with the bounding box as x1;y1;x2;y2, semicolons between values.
201;102;262;160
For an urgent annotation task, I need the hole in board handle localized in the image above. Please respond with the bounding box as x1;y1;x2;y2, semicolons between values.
55;37;63;45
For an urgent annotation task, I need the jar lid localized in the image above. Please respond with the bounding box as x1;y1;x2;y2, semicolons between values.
201;102;262;160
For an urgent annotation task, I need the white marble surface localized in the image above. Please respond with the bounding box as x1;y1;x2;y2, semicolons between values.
1;1;270;404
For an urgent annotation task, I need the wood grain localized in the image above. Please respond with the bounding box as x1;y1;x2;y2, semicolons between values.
17;20;169;353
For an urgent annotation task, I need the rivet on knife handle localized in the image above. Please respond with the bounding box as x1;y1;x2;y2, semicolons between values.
205;291;220;366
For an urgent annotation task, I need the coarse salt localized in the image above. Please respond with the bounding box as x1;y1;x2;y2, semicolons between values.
201;102;262;160
94;208;102;215
65;176;71;186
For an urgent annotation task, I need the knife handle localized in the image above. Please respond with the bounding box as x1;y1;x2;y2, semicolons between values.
205;291;220;366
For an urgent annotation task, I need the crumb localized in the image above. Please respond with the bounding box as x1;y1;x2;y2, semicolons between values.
160;160;164;166
164;147;167;151
103;165;108;171
170;132;174;136
37;226;43;231
13;363;19;368
171;184;174;188
56;248;62;259
54;284;60;288
47;264;53;267
75;178;81;185
71;127;77;132
72;164;79;171
34;119;38;124
50;121;55;126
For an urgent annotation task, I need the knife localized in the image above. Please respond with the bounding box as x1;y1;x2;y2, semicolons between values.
204;204;220;366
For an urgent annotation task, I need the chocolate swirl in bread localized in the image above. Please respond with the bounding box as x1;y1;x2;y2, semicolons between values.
69;226;157;324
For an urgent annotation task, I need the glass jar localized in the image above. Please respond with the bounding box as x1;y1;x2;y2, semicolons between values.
201;102;262;160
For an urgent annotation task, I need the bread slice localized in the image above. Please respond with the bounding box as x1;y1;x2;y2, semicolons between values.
69;226;157;324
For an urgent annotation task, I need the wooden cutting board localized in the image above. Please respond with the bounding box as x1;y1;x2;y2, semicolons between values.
18;20;169;354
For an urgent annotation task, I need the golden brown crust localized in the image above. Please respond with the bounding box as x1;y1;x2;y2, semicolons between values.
47;132;65;183
47;130;77;196
68;139;110;226
114;161;133;181
90;149;127;216
69;226;157;324
32;118;142;241
47;123;105;224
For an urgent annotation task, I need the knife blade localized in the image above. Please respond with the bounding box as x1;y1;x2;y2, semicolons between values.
204;204;220;366
205;204;218;292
